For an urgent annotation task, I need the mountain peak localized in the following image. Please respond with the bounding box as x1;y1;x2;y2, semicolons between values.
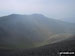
32;14;44;16
31;14;46;18
9;13;45;17
9;14;23;16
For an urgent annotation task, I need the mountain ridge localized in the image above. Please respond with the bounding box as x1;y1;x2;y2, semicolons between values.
0;14;75;49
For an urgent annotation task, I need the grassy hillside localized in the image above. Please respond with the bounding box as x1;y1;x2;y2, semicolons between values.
0;14;75;49
0;36;75;56
20;36;75;56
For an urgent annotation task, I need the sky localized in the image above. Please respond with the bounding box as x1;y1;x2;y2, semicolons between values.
0;0;74;19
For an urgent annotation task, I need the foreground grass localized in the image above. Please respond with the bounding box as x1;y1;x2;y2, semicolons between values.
0;38;75;56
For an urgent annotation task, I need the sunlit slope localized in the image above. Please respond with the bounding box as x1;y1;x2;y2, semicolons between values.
45;33;73;44
34;33;73;47
0;14;75;48
22;36;75;56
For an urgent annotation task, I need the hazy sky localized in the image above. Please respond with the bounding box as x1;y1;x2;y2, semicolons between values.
0;0;74;19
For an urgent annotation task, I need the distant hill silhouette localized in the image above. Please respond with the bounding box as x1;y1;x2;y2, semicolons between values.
60;18;75;23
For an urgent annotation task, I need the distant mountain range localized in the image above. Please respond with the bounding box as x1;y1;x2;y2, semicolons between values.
60;18;75;23
0;14;75;49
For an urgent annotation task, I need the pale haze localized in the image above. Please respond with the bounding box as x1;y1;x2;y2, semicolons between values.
0;0;74;19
